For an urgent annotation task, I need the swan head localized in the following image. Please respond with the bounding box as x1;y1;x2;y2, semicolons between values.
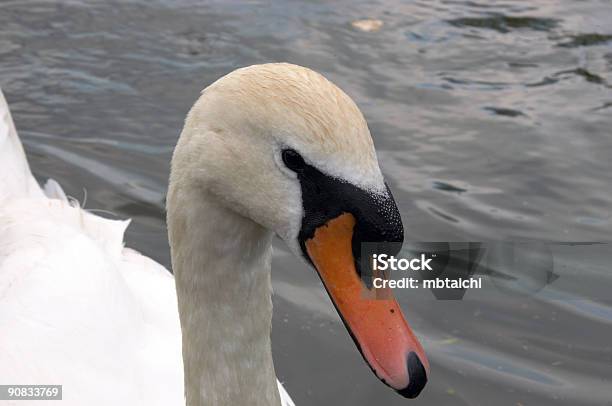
169;63;428;398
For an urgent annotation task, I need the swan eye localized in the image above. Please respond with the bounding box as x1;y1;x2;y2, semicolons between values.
282;149;307;173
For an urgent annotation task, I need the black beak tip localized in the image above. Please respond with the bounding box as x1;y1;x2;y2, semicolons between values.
396;352;428;399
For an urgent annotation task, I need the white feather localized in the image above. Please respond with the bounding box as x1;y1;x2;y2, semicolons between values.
0;91;45;203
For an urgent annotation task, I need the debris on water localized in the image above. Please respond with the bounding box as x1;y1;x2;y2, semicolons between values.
484;106;527;118
351;19;383;32
432;181;468;193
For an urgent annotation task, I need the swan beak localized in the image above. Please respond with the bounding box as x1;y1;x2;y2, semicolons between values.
305;212;429;398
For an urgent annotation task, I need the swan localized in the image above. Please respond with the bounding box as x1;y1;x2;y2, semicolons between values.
0;63;429;406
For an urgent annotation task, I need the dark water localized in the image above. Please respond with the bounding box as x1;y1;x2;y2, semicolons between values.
1;1;611;405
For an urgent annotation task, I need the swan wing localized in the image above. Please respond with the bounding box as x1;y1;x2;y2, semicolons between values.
0;89;184;405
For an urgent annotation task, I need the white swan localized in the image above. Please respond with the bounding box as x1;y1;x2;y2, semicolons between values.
0;63;428;406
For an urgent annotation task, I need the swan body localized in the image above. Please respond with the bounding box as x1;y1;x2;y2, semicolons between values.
0;89;293;405
0;63;428;406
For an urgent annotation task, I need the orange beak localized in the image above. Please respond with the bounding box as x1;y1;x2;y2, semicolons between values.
305;213;429;398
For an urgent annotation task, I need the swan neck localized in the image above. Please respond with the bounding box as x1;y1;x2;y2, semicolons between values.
168;191;281;406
